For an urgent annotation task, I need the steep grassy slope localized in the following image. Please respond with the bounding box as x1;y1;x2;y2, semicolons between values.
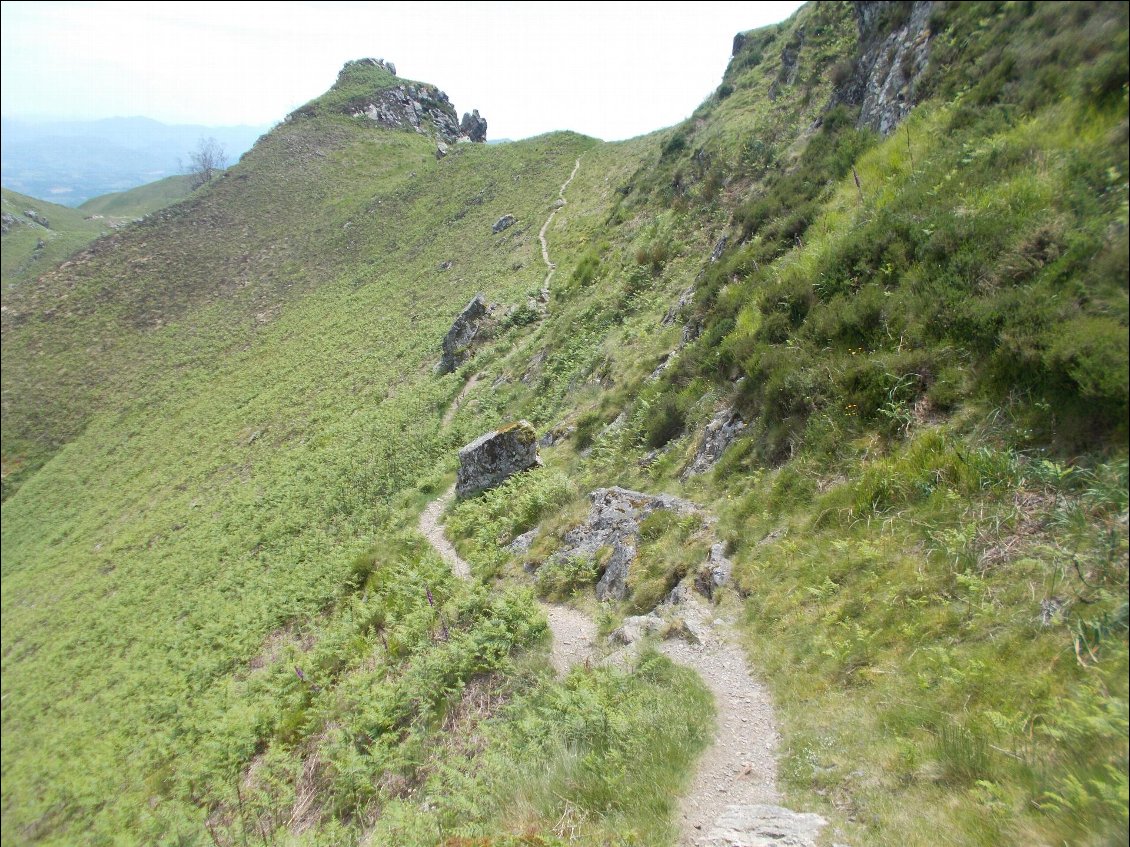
2;3;1127;846
76;173;195;218
3;66;710;845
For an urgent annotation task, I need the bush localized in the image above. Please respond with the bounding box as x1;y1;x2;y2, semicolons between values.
536;555;599;600
643;393;689;449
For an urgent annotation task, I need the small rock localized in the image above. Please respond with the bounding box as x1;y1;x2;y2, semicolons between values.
609;613;663;645
508;528;539;555
538;423;574;447
682;406;747;479
492;214;516;234
438;260;454;271
758;528;787;546
435;141;449;159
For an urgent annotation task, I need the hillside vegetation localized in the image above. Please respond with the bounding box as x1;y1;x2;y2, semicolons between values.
2;175;195;296
2;189;111;293
1;3;1126;846
76;173;195;218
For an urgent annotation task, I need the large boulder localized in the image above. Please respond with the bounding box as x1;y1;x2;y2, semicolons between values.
437;293;488;375
456;420;541;497
492;214;516;234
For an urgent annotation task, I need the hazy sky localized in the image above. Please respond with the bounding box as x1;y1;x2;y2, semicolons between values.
0;1;804;140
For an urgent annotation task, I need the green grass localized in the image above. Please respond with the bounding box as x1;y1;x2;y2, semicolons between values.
1;188;110;293
77;173;195;218
2;2;1127;845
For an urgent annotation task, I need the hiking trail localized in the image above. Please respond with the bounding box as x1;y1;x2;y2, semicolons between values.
538;158;581;288
418;484;832;846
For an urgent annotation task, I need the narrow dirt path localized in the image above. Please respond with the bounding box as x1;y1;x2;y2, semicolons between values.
440;372;482;428
418;485;595;673
420;483;828;846
418;486;468;578
655;603;782;845
538;158;581;288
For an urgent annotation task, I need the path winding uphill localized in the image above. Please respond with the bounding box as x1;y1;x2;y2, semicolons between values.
538;158;581;288
417;484;597;676
418;484;833;846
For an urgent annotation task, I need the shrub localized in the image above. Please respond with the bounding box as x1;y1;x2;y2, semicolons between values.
535;555;599;600
643;393;689;449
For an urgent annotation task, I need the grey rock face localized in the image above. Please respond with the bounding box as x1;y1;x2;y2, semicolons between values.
683;406;747;478
552;487;700;601
492;214;516;234
710;234;729;263
459;109;488;143
437;294;488;375
455;420;542;497
1;212;17;234
837;1;933;135
700;804;827;846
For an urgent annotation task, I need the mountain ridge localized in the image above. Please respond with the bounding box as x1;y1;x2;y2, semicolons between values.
1;3;1126;845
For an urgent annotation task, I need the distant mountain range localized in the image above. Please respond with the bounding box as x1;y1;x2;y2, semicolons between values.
0;116;268;205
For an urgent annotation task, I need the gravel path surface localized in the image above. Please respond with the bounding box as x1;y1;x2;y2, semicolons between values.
655;603;782;845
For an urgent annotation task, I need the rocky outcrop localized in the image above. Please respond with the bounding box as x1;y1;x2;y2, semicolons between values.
836;1;933;135
23;209;49;229
551;487;700;601
710;234;728;263
492;214;516;234
456;421;541;497
699;805;827;847
683;406;747;478
352;82;464;142
295;59;487;145
460;110;488;143
1;212;17;234
437;294;488;375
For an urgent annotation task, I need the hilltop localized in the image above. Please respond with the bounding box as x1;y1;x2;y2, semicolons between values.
77;173;195;219
1;3;1126;846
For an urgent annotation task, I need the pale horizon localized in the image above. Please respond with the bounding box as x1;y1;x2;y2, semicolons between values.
1;1;805;142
